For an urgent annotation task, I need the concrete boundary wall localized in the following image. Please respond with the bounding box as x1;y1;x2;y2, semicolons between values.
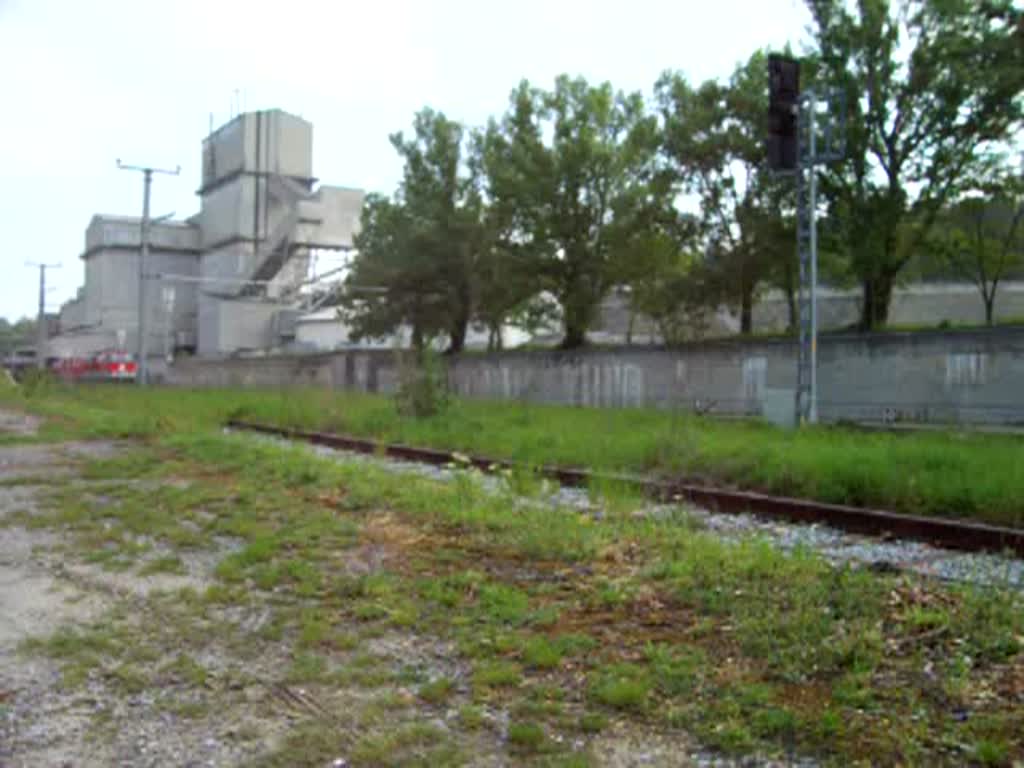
167;327;1024;426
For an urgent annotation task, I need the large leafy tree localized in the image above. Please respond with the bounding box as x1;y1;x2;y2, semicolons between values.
469;130;548;351
807;0;1024;330
342;194;448;350
482;76;669;348
658;51;795;334
342;109;483;352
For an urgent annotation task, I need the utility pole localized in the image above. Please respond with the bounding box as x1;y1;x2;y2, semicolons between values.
117;160;180;386
796;92;820;425
793;89;844;425
26;262;60;369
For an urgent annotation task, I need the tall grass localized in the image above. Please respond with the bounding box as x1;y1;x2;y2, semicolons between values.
5;383;1024;528
234;388;1024;528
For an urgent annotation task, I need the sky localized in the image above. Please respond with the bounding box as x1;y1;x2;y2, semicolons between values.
0;0;812;322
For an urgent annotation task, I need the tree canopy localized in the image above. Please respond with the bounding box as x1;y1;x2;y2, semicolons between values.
342;0;1023;348
808;0;1024;329
480;77;671;348
342;109;482;351
937;168;1024;325
0;317;37;353
658;50;796;334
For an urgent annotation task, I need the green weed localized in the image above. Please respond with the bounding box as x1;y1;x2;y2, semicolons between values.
507;721;547;753
523;636;564;669
473;661;523;689
139;555;186;576
578;712;608;733
459;705;486;729
287;652;328;683
588;664;651;711
418;676;455;704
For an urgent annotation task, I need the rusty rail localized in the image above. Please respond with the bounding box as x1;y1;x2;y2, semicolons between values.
226;419;1024;557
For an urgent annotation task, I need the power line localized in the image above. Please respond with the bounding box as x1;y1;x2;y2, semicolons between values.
25;261;61;369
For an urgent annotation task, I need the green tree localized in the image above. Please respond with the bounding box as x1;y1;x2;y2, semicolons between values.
807;0;1024;330
939;169;1024;326
342;109;483;352
341;194;448;350
658;51;795;334
482;76;669;348
624;228;721;345
0;317;36;356
469;129;548;351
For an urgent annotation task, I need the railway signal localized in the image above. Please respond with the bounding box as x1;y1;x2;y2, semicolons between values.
767;55;799;172
767;55;845;426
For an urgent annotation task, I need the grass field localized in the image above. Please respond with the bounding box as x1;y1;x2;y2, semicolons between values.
3;381;1023;765
6;379;1024;528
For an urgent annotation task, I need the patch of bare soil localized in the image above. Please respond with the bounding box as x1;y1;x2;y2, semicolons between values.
0;451;115;766
0;416;271;767
0;410;41;436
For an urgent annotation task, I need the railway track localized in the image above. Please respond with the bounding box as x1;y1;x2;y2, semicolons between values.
227;419;1024;558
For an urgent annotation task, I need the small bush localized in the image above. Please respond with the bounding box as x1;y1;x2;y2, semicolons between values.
18;368;58;398
753;706;796;738
0;368;21;395
394;348;449;419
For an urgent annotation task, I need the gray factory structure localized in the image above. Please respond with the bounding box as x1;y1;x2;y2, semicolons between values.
51;109;363;366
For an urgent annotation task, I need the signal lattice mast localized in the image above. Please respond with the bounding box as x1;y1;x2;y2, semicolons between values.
768;55;845;426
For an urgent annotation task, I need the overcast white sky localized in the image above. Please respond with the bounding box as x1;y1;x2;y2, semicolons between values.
0;0;812;321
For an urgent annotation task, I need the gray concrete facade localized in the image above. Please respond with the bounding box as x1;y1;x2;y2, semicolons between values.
53;109;364;361
196;109;362;355
50;215;201;359
196;297;282;356
166;327;1024;427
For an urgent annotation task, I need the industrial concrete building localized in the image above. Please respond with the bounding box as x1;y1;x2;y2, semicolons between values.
54;215;201;360
52;109;363;365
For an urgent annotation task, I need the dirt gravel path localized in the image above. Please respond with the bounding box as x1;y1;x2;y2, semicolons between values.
0;430;118;766
0;409;781;767
0;413;299;767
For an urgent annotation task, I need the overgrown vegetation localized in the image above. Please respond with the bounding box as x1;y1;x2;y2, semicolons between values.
8;383;1020;528
393;348;450;418
4;387;1024;765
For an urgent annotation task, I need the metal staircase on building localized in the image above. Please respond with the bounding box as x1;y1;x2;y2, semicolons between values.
240;174;310;298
